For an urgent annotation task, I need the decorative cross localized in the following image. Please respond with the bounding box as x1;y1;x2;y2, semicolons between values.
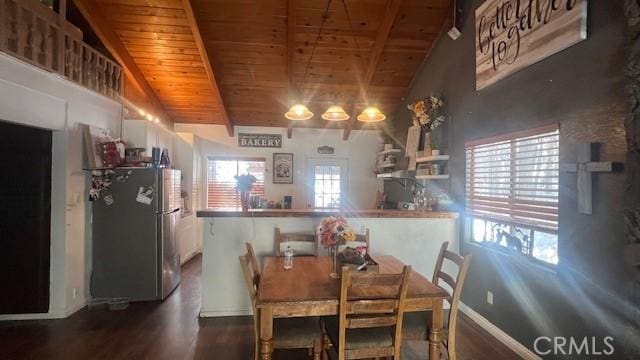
560;142;613;215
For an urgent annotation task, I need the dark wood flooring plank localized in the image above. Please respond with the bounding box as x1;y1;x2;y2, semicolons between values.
0;254;521;360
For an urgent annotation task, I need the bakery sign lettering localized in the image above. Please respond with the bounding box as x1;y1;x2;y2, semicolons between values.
238;133;282;148
475;0;587;90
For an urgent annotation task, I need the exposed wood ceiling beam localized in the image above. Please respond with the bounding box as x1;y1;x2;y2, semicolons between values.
343;0;402;140
71;0;171;123
287;0;296;139
182;0;234;137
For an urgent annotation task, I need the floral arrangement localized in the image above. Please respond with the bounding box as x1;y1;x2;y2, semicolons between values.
234;174;257;193
407;95;446;131
318;216;356;248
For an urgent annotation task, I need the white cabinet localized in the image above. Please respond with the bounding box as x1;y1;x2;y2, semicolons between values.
122;119;175;161
174;132;204;262
177;215;198;264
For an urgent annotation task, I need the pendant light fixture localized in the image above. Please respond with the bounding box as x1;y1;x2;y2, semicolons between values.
284;0;333;121
357;106;386;122
321;105;350;121
341;0;386;123
285;103;314;121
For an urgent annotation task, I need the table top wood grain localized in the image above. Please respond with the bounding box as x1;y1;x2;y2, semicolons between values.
257;255;447;307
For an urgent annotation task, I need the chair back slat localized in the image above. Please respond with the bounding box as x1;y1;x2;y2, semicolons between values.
431;241;473;360
239;242;263;360
443;249;465;266
349;273;403;287
436;270;457;293
275;227;318;256
337;265;411;359
239;242;261;307
346;299;399;315
345;314;397;329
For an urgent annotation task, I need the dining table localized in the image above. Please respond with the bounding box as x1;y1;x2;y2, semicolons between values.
256;255;448;360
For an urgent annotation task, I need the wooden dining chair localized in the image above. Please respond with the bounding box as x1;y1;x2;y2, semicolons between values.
239;242;323;360
274;227;318;256
402;241;472;360
322;265;412;360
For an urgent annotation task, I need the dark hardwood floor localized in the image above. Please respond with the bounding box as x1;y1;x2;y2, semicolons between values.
0;255;520;360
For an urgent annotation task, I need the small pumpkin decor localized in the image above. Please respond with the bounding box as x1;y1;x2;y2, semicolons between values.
407;96;447;155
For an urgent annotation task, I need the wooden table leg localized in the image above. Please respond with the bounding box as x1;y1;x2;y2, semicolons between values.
429;299;444;360
259;307;274;360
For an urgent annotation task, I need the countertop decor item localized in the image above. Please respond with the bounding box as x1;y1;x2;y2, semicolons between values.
235;174;257;211
318;216;356;278
408;96;448;153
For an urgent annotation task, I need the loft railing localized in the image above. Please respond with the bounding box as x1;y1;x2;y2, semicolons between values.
0;0;123;100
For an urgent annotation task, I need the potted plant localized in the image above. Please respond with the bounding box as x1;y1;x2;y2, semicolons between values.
318;216;356;278
234;174;257;211
407;95;447;155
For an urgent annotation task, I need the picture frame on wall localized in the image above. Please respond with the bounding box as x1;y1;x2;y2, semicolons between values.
273;153;294;184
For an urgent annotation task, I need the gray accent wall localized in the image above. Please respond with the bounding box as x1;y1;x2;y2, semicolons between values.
384;0;639;357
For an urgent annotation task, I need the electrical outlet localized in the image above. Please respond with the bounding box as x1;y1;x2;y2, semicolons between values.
486;291;494;305
72;287;77;300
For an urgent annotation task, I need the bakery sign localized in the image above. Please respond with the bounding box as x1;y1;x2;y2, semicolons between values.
475;0;587;90
238;133;282;148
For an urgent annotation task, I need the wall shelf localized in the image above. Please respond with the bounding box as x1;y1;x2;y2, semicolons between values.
377;163;396;169
415;174;449;180
377;149;402;156
416;155;449;163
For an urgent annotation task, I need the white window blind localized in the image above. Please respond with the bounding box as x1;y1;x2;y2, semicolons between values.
207;157;265;210
465;125;559;233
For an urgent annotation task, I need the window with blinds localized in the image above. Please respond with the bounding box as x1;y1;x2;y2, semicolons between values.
206;157;265;210
465;125;559;265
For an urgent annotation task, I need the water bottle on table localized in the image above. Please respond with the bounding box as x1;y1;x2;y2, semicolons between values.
284;246;294;270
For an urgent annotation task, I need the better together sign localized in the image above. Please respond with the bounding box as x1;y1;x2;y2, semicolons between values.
475;0;587;90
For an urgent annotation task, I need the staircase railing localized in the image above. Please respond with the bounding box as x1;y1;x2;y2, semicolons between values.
0;0;123;100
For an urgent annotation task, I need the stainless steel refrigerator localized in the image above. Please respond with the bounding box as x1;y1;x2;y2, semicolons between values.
91;168;181;301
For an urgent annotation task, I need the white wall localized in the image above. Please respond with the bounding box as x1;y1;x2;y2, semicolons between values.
200;216;459;316
0;53;122;319
174;124;384;210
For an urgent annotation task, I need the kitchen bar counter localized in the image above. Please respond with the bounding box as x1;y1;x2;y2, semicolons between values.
196;208;458;218
198;208;460;317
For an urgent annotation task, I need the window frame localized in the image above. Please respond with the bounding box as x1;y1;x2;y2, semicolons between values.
206;156;266;210
464;124;560;266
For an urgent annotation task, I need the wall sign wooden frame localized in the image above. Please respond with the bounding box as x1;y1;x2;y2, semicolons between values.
273;153;294;184
238;133;282;148
475;0;588;90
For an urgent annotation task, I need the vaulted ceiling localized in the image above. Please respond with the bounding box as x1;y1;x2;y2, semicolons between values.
74;0;451;135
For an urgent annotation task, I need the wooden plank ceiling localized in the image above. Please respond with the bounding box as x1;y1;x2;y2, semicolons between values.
93;0;450;130
95;0;228;127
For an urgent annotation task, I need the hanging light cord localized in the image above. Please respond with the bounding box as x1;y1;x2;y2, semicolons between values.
300;0;333;94
341;0;368;105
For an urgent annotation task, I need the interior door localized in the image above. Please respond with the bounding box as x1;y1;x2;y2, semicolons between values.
305;158;349;209
0;121;51;314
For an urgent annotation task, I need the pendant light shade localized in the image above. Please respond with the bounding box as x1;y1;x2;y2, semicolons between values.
321;105;350;121
357;106;386;122
285;104;314;121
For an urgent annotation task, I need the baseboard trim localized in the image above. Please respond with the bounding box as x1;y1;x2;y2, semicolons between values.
64;300;87;317
0;300;87;321
459;302;541;360
181;249;201;265
199;308;252;317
